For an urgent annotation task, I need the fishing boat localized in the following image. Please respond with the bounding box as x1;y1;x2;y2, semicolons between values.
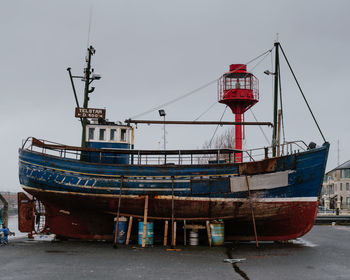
18;41;329;243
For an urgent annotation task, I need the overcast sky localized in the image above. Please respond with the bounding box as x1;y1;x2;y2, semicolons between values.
1;0;350;191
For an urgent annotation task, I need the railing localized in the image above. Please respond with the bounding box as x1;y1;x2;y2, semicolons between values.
21;137;308;166
217;75;259;102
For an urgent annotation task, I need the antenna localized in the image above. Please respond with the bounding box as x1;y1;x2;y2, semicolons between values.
87;5;93;48
275;33;279;43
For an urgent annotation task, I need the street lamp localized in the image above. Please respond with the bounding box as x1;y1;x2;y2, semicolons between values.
264;70;276;76
158;109;166;150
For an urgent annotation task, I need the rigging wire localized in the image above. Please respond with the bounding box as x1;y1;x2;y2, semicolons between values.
193;51;271;122
247;50;272;76
208;106;228;148
193;101;218;121
277;62;286;143
129;48;273;120
234;50;272;146
270;47;275;102
130;79;217;120
196;49;272;147
279;44;326;143
249;109;270;145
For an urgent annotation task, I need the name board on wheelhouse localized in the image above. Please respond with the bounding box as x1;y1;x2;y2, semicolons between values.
75;108;106;119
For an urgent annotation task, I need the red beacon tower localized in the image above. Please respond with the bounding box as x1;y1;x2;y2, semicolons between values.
218;64;259;162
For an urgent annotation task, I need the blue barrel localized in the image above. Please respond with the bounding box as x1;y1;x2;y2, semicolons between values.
210;223;224;246
138;222;154;246
0;228;9;244
114;217;128;244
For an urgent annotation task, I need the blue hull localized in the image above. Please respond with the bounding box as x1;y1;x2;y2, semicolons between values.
18;142;329;240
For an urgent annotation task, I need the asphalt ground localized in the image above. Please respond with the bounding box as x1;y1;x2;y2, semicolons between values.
2;225;350;280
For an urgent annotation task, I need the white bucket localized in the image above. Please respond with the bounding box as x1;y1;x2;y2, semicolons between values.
189;230;199;246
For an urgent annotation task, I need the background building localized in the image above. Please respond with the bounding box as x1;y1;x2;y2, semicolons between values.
322;161;350;210
0;192;17;215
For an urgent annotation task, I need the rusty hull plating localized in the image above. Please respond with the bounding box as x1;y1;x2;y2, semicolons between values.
18;138;329;241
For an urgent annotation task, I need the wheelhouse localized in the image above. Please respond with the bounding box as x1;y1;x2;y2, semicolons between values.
85;122;133;164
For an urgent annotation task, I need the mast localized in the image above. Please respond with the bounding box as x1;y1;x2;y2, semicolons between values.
81;46;96;147
67;45;102;150
272;41;280;157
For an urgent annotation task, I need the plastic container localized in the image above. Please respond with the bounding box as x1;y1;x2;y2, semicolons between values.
138;222;154;246
210;222;224;246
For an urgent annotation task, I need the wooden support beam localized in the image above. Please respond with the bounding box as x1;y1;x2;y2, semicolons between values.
183;224;206;230
113;217;119;248
171;221;177;247
163;220;169;246
183;220;187;246
142;195;149;248
126;216;133;245
171;176;175;248
206;221;212;247
106;211;232;221
113;177;123;249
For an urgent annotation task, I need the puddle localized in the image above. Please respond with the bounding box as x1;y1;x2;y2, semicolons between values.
292;238;318;248
333;226;350;232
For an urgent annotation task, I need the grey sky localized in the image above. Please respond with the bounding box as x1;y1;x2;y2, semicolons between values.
1;0;349;191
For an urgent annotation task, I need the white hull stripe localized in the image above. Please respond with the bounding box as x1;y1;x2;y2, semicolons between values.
22;185;318;203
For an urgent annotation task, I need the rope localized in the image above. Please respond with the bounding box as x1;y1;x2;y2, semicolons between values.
129;48;273;120
279;44;326;143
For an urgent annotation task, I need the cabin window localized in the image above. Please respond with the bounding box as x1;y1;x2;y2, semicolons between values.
99;129;106;141
88;128;95;140
120;129;127;142
110;129;117;141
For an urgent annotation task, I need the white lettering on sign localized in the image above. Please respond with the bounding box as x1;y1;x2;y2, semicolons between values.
75;107;106;119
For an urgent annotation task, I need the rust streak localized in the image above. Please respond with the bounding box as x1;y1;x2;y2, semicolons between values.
239;157;278;175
